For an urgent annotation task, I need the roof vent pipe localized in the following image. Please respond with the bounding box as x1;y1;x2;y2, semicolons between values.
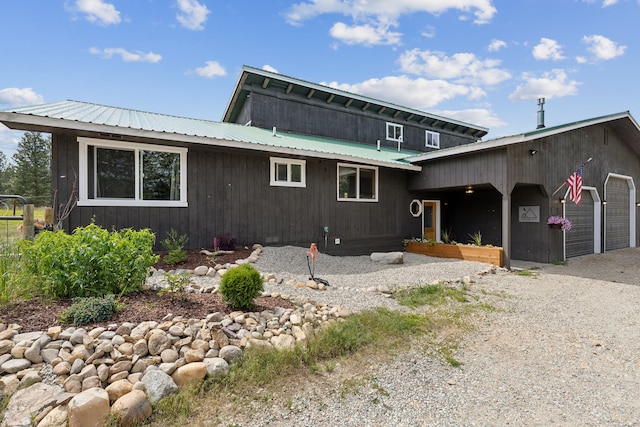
377;139;380;151
272;126;276;136
537;98;545;129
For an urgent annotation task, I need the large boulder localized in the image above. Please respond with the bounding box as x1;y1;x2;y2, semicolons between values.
67;387;110;427
140;369;178;404
105;379;133;404
2;383;64;427
203;357;229;380
110;390;152;426
171;362;206;388
370;252;404;264
218;345;243;364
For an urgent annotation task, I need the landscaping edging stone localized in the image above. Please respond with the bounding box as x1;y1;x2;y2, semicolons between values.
0;244;353;427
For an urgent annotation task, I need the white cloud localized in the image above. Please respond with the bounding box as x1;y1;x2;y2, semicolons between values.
0;88;44;107
329;22;402;46
194;61;226;78
323;75;473;109
487;39;507;52
285;0;498;40
581;0;619;6
398;49;511;86
575;56;587;64
436;108;507;129
176;0;210;30
532;38;565;61
583;34;626;60
89;47;162;63
421;25;436;39
67;0;121;26
262;65;279;73
508;69;580;101
0;125;24;159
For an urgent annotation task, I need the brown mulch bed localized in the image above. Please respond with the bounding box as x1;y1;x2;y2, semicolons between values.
0;247;295;333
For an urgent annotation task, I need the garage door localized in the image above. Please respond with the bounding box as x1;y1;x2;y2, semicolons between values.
605;177;630;251
565;191;595;258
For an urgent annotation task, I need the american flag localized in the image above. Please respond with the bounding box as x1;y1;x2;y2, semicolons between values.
566;166;583;205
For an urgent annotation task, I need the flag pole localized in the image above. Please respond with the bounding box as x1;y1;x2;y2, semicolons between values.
551;157;592;197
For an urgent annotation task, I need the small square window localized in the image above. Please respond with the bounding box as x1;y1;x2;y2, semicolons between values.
270;157;306;187
426;131;440;149
386;122;403;142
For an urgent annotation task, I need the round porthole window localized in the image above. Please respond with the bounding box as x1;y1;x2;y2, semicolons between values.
409;199;422;217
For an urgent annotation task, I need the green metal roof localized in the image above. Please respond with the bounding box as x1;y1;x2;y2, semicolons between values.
0;100;422;171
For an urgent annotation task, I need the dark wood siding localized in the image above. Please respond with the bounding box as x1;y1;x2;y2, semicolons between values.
53;134;416;255
408;149;508;194
244;89;477;153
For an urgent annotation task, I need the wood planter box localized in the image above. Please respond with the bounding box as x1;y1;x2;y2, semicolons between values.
405;241;504;267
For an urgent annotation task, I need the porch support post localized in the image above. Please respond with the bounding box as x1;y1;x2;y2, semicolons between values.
501;193;511;269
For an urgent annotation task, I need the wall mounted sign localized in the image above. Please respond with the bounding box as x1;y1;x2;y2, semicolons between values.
519;206;540;223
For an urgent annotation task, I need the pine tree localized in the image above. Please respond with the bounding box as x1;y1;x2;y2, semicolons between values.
11;132;51;205
0;151;10;194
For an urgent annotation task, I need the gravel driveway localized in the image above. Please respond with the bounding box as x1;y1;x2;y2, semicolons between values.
238;247;640;426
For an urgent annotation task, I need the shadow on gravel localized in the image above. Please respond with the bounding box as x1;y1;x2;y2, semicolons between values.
524;247;640;286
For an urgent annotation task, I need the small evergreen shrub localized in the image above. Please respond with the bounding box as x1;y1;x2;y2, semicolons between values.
59;294;121;326
160;228;188;265
20;223;159;299
219;264;263;310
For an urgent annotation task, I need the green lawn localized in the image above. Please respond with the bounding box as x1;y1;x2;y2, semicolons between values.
0;206;47;243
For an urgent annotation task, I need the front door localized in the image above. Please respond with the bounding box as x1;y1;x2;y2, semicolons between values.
423;201;437;241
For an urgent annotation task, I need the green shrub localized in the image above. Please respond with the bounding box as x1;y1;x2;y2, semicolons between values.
219;264;263;310
0;242;35;305
160;228;188;265
20;223;159;299
159;272;192;302
59;294;121;326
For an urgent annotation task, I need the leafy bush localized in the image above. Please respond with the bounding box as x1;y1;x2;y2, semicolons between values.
59;294;121;326
219;264;263;310
160;228;188;265
214;232;237;251
21;223;159;299
159;272;192;302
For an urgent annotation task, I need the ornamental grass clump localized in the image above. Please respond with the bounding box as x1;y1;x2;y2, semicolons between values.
219;264;264;310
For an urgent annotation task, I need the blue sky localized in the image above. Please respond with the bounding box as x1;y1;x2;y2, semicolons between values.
0;0;637;160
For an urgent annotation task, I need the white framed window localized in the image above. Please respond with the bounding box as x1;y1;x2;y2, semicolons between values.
337;163;378;202
78;137;188;207
386;122;403;142
270;157;306;187
426;130;440;149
